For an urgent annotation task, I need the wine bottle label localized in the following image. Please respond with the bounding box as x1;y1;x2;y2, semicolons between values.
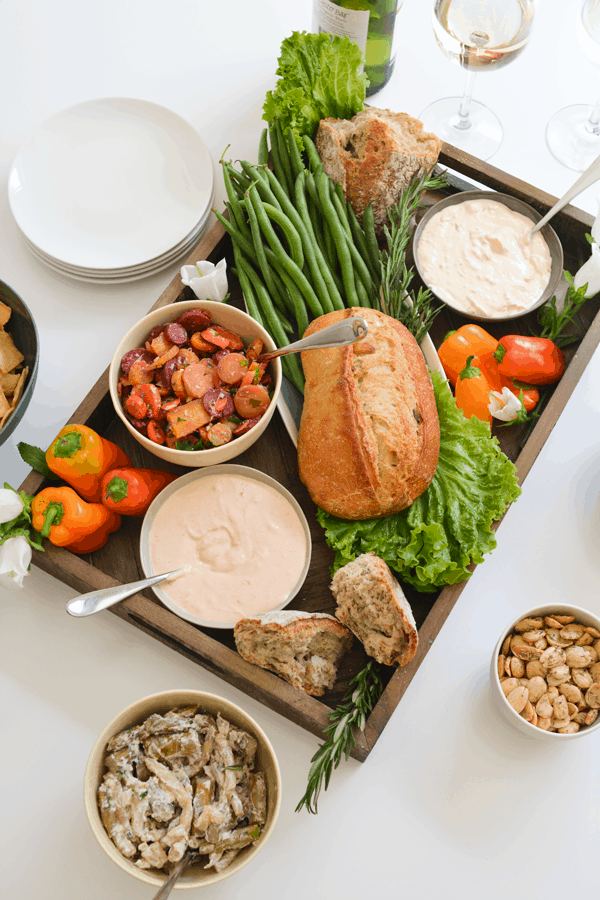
312;0;370;68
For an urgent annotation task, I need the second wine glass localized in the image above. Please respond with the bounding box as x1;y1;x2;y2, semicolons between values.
420;0;537;160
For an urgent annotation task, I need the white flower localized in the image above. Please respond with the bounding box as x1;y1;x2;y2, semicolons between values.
180;259;228;301
0;536;32;588
574;200;600;297
0;488;24;524
488;387;523;422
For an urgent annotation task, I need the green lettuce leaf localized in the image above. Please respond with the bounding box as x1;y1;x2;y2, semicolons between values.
263;31;367;149
317;372;521;592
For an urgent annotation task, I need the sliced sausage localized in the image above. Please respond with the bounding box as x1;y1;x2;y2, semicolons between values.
121;347;154;374
234;384;271;418
203;388;234;419
233;415;262;436
164;322;188;345
217;352;249;384
182;359;216;399
175;309;212;333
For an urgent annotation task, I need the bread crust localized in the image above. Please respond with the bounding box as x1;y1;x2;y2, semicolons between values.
331;553;418;667
315;107;442;233
297;308;440;520
233;611;353;697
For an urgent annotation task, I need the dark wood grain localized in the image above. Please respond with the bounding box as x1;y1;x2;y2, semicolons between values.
21;145;600;762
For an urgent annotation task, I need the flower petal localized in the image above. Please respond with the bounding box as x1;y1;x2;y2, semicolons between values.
180;258;228;301
0;488;24;525
574;244;600;298
488;387;522;422
0;536;32;588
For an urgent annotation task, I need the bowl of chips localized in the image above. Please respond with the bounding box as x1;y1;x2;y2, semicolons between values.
0;280;38;446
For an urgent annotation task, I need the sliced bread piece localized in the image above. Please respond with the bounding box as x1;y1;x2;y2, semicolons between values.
331;553;418;667
233;610;353;697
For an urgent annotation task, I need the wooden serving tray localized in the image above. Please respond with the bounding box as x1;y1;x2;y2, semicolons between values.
20;144;600;761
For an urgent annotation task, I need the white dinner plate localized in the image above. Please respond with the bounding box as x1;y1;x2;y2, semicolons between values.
8;98;214;270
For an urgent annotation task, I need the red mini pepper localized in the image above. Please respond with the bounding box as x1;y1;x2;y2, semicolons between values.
31;486;121;554
100;468;177;516
46;425;131;502
494;336;565;385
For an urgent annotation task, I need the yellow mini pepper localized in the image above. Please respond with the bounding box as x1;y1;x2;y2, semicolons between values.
45;425;131;502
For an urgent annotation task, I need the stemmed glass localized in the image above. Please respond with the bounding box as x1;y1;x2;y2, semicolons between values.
546;0;600;172
420;0;537;160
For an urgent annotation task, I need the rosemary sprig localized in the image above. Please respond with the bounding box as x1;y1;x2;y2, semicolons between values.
537;272;589;348
295;660;384;815
377;170;448;344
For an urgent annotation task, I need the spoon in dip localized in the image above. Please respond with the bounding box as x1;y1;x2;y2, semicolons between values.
528;151;600;240
258;315;368;362
66;569;182;617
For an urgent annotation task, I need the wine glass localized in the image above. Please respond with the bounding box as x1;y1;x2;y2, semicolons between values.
420;0;537;160
546;1;600;172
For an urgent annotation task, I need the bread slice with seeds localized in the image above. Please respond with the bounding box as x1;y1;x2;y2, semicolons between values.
233;610;353;696
331;553;418;667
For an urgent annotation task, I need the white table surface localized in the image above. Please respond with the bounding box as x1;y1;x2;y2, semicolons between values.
2;1;600;897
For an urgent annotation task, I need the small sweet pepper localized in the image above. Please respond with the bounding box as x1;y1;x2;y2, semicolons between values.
493;336;566;385
100;468;177;517
31;486;121;554
438;324;499;386
45;425;131;502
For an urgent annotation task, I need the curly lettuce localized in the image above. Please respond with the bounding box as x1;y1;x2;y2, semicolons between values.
317;372;521;593
263;31;367;149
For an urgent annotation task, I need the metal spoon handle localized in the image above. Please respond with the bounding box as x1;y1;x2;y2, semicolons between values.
65;569;181;617
260;316;368;361
151;853;196;900
529;153;600;238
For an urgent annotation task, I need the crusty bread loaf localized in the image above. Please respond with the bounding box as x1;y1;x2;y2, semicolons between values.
297;308;440;520
331;553;418;667
233;610;353;697
315;107;442;233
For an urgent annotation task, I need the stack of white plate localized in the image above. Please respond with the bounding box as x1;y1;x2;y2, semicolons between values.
8;98;215;284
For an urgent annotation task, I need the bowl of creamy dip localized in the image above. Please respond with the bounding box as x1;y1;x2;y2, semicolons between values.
139;465;312;628
413;191;563;322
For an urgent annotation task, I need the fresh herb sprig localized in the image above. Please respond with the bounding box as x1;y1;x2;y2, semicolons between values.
377;170;448;344
296;660;383;815
537;272;589;348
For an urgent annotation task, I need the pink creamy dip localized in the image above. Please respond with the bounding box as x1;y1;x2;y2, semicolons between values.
418;199;552;317
149;473;307;624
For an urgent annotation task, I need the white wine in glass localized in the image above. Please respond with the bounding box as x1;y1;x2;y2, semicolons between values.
421;0;536;160
546;0;600;172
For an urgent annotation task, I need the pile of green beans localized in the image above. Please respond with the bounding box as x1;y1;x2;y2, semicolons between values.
215;123;381;394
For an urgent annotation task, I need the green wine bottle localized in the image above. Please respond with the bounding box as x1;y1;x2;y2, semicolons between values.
312;0;402;96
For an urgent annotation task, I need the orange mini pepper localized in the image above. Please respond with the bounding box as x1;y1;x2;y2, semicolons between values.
100;468;177;517
31;486;121;554
45;425;131;502
455;354;502;425
438;325;499;386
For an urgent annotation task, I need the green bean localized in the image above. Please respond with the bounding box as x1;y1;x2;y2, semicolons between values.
222;164;250;236
362;204;381;275
240;159;268;185
237;255;288;348
347;204;380;284
269;256;309;338
286;128;305;181
231;249;265;330
317;170;359;307
276;309;295;336
274;118;294;195
293;171;344;312
261;201;304;270
282;355;305;394
213;207;257;260
302;134;322;173
228;167;252;193
264;168;334;314
239;161;282;211
268;121;291;199
247;186;324;319
241;185;288;310
257;127;269;166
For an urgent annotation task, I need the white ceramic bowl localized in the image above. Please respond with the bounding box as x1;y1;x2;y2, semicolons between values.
84;689;281;890
109;300;282;467
139;464;312;628
490;603;600;740
413;190;564;323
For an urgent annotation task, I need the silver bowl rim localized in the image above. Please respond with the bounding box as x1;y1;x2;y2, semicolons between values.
412;190;564;323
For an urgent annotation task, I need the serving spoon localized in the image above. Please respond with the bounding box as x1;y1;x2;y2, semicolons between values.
150;851;199;899
258;315;368;362
528;152;600;240
65;569;182;617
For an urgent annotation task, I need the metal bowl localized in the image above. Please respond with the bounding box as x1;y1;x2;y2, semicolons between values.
413;190;564;323
0;280;39;446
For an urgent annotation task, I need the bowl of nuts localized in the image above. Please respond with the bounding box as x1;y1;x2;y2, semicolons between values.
490;604;600;739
